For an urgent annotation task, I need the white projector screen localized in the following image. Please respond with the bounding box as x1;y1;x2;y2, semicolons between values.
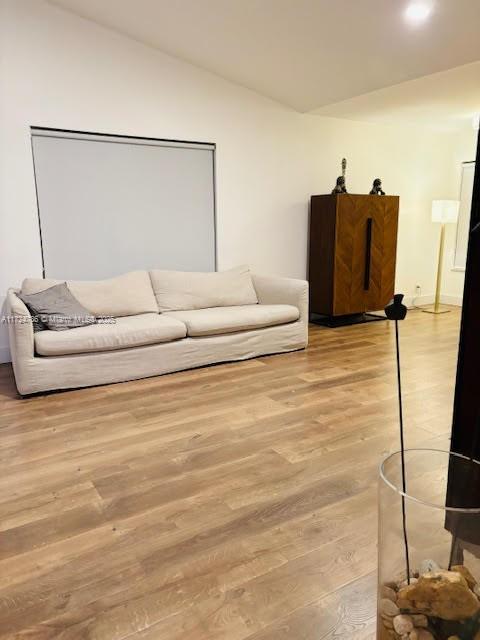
31;128;216;280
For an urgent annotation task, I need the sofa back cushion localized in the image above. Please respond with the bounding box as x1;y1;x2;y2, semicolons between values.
21;271;158;318
149;266;258;312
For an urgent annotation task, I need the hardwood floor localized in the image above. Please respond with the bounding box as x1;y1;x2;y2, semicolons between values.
0;310;461;639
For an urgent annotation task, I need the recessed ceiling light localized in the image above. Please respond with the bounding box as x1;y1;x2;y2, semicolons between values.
404;2;433;25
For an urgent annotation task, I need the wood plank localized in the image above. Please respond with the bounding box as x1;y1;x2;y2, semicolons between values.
0;310;461;639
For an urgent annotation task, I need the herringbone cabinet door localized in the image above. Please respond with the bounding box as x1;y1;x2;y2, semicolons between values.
365;197;399;311
333;195;399;315
333;196;368;315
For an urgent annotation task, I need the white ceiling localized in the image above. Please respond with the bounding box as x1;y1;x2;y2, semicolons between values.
315;61;480;130
49;0;480;125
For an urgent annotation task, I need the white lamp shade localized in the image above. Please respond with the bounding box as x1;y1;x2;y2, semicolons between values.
431;200;460;224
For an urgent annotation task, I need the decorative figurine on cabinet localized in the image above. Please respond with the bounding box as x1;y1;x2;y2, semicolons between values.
370;178;385;195
331;158;348;194
332;176;347;194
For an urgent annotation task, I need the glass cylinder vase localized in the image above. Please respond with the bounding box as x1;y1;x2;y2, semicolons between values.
378;448;480;640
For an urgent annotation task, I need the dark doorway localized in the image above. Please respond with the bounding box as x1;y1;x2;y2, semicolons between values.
451;129;480;459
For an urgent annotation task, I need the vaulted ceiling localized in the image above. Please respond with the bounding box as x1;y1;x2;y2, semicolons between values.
49;0;480;127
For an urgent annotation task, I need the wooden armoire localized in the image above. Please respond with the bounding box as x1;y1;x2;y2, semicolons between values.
308;194;399;324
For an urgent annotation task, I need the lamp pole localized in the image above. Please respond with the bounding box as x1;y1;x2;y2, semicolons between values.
434;222;446;314
423;222;449;315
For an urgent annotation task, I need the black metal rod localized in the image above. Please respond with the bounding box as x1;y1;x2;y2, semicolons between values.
395;319;411;584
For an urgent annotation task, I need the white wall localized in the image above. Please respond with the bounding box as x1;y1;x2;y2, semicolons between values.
0;0;468;361
307;118;465;308
441;126;478;303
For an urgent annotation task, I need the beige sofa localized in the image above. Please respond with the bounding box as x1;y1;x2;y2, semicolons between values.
6;267;308;395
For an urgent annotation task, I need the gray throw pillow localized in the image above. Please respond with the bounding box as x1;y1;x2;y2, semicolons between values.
19;283;96;331
18;307;48;333
32;315;48;333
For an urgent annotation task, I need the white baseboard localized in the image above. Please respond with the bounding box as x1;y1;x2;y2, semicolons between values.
404;294;463;309
440;294;463;306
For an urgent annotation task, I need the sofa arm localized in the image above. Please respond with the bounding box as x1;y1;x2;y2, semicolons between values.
251;273;309;322
5;289;35;360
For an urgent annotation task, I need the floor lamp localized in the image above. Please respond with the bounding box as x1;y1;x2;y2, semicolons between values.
423;199;460;315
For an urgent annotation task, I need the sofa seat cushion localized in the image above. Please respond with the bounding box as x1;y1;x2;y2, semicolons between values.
164;304;299;337
34;313;187;356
